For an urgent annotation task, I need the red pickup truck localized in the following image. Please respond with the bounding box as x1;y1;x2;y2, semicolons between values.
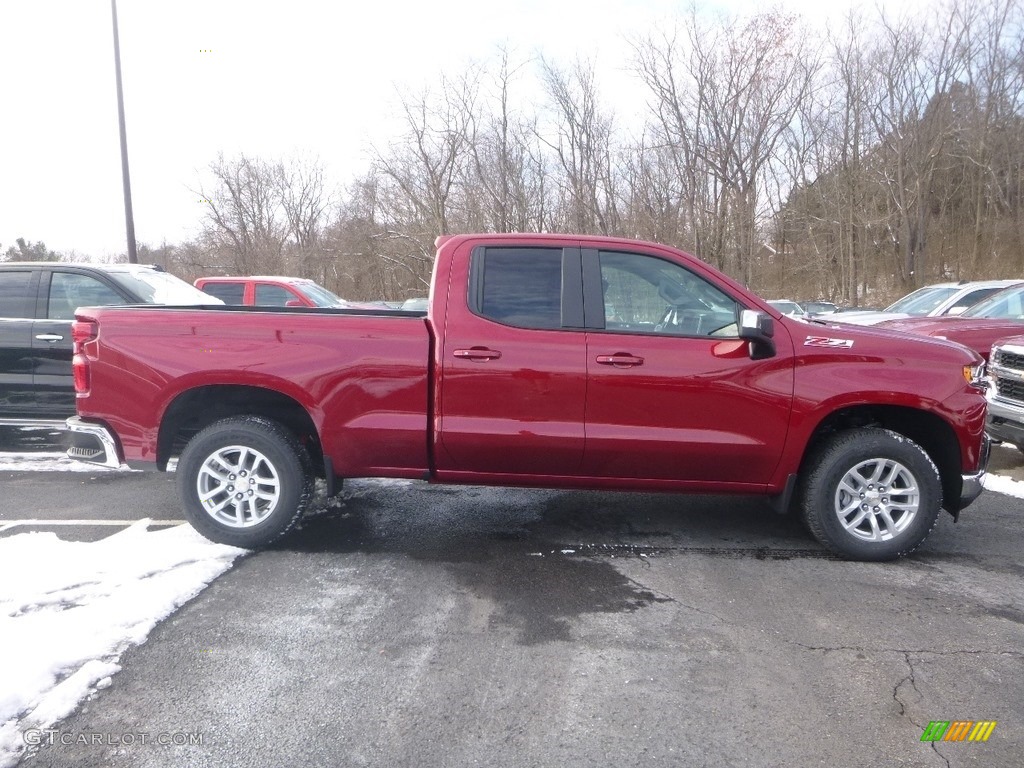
66;234;990;560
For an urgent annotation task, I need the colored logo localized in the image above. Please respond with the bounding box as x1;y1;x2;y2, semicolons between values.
920;721;997;742
803;335;854;348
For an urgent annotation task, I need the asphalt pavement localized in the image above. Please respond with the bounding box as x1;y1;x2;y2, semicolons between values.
1;427;1022;768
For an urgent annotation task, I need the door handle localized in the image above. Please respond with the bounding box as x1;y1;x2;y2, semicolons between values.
35;334;64;342
454;347;502;361
596;354;644;367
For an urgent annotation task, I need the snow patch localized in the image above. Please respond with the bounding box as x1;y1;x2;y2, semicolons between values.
0;453;128;473
983;472;1024;499
0;522;244;767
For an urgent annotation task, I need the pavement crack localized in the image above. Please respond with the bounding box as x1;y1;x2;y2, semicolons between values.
789;642;1023;659
893;654;950;768
892;651;917;718
790;644;965;768
629;581;736;625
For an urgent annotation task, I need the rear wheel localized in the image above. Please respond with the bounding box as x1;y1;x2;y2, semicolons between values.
799;428;942;561
177;416;313;548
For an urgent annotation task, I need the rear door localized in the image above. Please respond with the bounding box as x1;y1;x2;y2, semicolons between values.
436;243;588;476
581;248;794;485
32;269;131;417
0;268;40;419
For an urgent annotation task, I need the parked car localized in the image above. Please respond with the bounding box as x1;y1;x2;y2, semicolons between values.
834;279;1021;326
766;300;804;318
0;262;220;425
67;233;989;561
876;282;1024;360
986;336;1024;451
801;301;840;316
401;297;429;312
195;276;348;308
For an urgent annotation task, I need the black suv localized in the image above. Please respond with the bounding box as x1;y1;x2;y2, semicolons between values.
0;262;219;425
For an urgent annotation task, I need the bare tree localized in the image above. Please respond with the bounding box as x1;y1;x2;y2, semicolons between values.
634;9;818;284
466;46;550;233
195;153;289;274
374;72;478;235
538;57;620;235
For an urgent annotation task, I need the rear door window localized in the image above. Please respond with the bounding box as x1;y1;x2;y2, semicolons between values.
471;248;564;329
0;271;34;318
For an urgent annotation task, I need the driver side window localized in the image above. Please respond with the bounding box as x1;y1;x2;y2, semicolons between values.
599;251;739;337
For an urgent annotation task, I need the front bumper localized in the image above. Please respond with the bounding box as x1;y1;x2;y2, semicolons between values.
957;432;990;513
65;416;124;469
986;396;1024;448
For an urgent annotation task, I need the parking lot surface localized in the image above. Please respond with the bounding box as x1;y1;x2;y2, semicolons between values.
1;430;1022;767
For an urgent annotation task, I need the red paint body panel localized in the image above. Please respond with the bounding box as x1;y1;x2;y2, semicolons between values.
434;237;587;475
582;332;795;484
74;233;989;498
775;323;989;474
76;308;430;475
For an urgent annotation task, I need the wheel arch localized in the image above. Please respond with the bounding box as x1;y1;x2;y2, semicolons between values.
800;405;961;513
158;385;323;476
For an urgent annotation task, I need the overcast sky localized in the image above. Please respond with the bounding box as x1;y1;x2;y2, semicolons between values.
0;0;921;260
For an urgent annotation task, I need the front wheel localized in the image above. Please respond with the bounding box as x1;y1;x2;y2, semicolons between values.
177;416;313;548
799;428;942;561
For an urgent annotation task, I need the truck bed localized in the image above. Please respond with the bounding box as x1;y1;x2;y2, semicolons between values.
74;304;432;477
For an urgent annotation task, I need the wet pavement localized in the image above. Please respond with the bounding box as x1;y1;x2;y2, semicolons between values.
3;425;1023;767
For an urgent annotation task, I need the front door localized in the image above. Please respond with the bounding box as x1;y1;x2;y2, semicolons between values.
582;249;794;485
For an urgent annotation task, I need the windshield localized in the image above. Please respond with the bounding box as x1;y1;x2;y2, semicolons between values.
109;269;223;305
803;301;837;314
884;285;957;314
768;301;801;315
962;285;1024;319
295;281;346;307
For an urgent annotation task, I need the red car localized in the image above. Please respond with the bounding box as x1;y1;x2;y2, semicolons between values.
194;276;347;308
875;283;1024;360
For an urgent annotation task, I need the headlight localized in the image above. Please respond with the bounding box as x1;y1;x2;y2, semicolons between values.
963;362;987;388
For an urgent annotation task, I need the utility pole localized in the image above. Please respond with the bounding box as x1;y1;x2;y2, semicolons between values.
111;0;138;263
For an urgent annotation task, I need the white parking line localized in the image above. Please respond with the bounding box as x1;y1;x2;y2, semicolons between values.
0;519;186;533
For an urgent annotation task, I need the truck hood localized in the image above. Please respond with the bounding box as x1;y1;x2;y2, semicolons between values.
791;317;984;365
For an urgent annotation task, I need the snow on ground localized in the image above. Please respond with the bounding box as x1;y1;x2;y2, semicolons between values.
0;522;245;768
0;452;126;473
982;472;1024;498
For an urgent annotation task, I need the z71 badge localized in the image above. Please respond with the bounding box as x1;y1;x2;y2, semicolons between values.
804;336;855;348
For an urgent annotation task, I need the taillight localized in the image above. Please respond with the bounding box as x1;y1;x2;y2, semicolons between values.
71;320;98;354
72;320;98;395
73;354;90;394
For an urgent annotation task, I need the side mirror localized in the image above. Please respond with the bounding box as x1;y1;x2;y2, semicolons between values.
738;309;776;360
285;299;304;308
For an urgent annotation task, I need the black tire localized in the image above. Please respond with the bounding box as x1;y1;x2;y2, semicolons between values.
799;428;942;561
176;416;313;548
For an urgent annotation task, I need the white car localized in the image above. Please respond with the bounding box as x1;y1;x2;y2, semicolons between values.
767;300;805;318
832;279;1022;326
